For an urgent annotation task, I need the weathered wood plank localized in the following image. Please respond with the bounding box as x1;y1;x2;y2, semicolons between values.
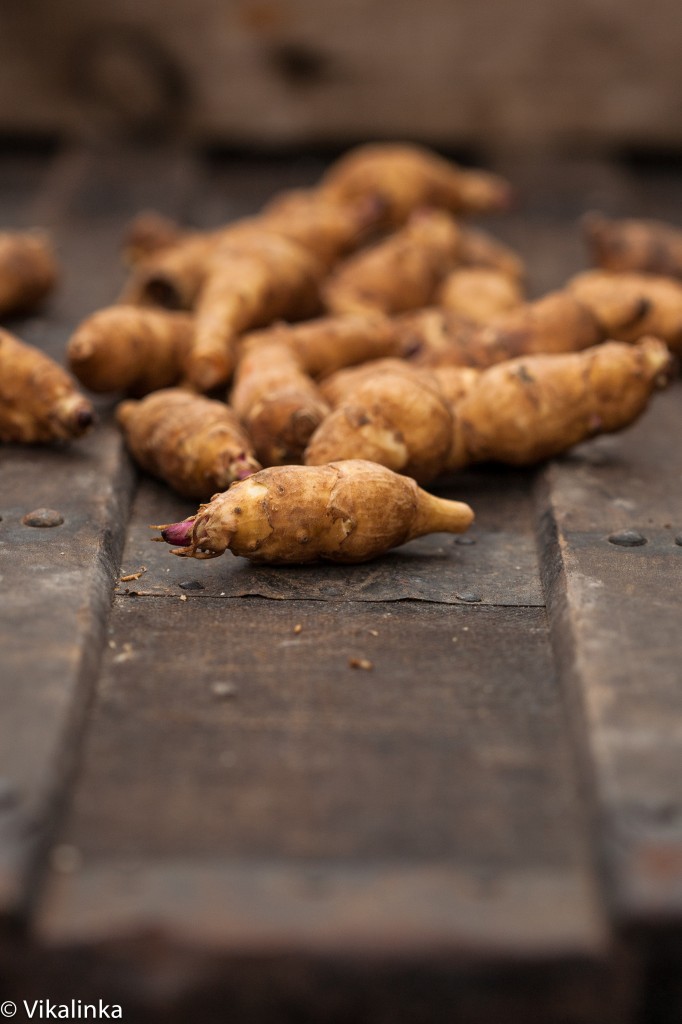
1;1;681;153
28;598;623;1020
0;147;200;922
536;382;682;927
0;427;134;920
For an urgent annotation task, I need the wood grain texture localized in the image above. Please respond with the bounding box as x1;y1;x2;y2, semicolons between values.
32;599;618;1021
0;148;196;921
0;2;681;152
536;382;682;925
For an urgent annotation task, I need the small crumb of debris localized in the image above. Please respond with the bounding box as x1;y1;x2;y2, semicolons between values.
220;591;226;597
179;593;188;602
120;566;147;583
211;681;238;700
349;657;374;671
293;623;303;634
368;629;379;637
112;642;134;664
452;637;458;642
22;508;64;528
50;844;83;874
108;640;116;649
462;626;469;632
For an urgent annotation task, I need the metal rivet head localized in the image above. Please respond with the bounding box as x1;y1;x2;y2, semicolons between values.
456;591;482;603
608;530;647;547
22;508;64;528
179;580;205;591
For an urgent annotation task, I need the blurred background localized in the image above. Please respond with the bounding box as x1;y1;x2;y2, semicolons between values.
1;0;681;160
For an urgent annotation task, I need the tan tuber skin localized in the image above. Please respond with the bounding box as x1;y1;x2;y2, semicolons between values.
186;232;323;392
307;359;457;484
304;340;672;483
117;388;260;499
437;267;524;324
240;313;403;380
229;339;331;466
121;231;219;311
0;328;95;443
257;189;384;269
157;459;474;564
583;212;682;280
568;270;682;352
318;142;514;227
447;337;672;469
0;230;59;317
323;209;462;317
121;211;184;267
403;290;604;368
120;191;379;311
457;225;526;284
68;306;194;396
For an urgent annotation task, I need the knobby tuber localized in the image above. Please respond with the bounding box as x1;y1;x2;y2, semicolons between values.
437;267;524;324
323;209;462;316
257;188;383;269
318;142;513;227
308;359;456;483
457;225;526;284
156;459;474;564
68;306;194;396
583;212;682;279
122;211;184;267
187;231;323;391
117;388;260;499
240;313;402;380
568;270;682;352
121;190;379;310
0;230;59;317
305;340;671;482
404;290;604;368
0;328;95;443
446;337;672;468
229;338;330;466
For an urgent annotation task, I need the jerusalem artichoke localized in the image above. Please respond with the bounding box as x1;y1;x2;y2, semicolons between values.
187;231;323;391
229;339;330;466
446;337;672;469
306;359;456;483
68;306;194;396
304;340;671;482
319;142;513;227
0;230;59;317
0;328;94;443
323;209;462;316
568;270;682;352
117;388;260;498
157;459;474;564
583;212;682;279
240;312;402;380
405;290;604;368
437;267;524;323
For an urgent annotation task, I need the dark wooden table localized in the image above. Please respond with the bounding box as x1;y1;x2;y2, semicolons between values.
0;145;681;1023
